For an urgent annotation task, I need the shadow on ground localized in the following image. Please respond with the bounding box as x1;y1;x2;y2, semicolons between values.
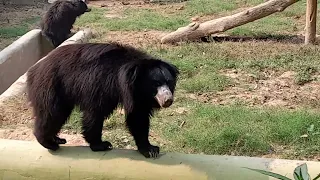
199;34;313;44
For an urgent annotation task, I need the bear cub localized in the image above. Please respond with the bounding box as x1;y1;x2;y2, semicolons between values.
26;42;179;158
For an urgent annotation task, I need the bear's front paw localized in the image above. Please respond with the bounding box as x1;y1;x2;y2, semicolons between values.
138;145;160;158
53;136;67;144
90;141;113;151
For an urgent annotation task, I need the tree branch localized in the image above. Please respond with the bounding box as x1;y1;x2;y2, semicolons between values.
161;0;300;44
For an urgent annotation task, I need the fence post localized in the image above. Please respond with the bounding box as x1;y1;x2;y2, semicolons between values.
305;0;317;44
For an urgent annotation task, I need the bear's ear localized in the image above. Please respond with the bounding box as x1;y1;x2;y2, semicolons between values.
118;63;140;114
162;61;179;79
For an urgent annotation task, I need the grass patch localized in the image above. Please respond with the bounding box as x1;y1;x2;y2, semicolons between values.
0;26;29;39
152;100;320;158
76;7;188;31
185;0;237;16
0;17;40;39
228;14;297;36
78;0;304;33
63;107;125;133
184;0;266;16
294;66;317;85
63;108;83;132
145;43;320;90
180;72;231;93
64;99;320;159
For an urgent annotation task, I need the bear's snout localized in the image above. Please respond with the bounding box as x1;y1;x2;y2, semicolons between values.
155;85;174;108
162;98;173;108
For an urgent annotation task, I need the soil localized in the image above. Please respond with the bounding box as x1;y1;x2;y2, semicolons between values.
0;4;46;26
189;69;320;109
0;3;48;50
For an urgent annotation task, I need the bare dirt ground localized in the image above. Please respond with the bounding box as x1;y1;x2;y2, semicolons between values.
191;70;320;109
0;3;47;50
0;4;45;26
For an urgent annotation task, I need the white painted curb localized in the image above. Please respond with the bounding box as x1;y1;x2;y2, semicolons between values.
0;139;319;180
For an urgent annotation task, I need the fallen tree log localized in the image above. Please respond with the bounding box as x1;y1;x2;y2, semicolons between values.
161;0;300;44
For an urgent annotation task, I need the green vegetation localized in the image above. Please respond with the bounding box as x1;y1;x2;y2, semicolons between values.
0;16;41;50
247;163;320;180
0;17;40;39
153;102;320;158
65;0;320;160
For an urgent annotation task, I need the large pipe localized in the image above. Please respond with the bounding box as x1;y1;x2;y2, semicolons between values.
0;139;320;180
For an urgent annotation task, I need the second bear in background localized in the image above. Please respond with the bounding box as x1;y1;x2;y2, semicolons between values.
40;0;91;47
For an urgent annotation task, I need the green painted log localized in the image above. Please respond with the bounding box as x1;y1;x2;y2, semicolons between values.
0;139;320;180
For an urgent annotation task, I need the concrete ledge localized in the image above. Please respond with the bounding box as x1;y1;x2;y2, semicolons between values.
0;29;93;104
0;29;53;94
0;139;320;180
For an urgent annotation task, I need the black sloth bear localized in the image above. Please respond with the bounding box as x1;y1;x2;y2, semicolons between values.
40;0;91;47
26;42;179;158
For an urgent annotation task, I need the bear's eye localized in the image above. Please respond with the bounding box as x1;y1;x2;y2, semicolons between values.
153;81;161;87
167;80;174;86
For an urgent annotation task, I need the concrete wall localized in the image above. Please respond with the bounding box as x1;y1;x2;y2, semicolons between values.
0;29;93;103
0;29;54;94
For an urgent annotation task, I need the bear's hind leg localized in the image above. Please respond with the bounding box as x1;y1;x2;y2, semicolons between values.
81;109;114;152
33;101;73;151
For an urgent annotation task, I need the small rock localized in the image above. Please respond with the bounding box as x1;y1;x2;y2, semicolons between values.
100;4;107;7
175;107;187;114
121;1;130;5
22;132;27;135
189;94;197;100
176;6;184;10
191;16;200;22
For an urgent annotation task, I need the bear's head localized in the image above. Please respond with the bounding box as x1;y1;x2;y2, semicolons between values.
71;0;91;15
119;59;179;112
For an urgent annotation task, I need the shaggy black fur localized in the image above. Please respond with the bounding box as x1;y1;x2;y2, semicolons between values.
26;42;179;158
40;0;91;47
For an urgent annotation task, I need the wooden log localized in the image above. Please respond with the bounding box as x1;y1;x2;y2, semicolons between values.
304;0;317;44
161;0;300;44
